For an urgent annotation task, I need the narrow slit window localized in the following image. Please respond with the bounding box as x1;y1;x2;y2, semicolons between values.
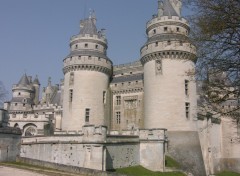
185;103;190;118
85;108;90;122
103;91;106;104
69;89;73;102
69;72;74;85
185;80;189;96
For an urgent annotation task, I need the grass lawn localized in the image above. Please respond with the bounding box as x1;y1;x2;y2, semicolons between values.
165;155;180;168
115;165;186;176
216;171;240;176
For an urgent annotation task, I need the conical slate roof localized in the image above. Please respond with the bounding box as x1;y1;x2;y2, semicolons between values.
162;0;180;17
33;75;40;85
80;18;98;36
18;74;30;86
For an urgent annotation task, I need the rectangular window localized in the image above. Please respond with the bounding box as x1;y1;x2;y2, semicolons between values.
116;112;121;124
185;103;190;118
164;27;168;31
85;43;88;48
116;96;121;105
69;89;73;102
185;80;189;96
85;108;90;122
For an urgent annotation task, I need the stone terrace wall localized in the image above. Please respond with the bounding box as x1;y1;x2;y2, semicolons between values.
0;127;22;162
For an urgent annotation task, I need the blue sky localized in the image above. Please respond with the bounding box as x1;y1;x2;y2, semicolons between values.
0;0;192;99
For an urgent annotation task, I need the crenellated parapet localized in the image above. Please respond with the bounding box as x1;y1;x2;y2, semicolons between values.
82;125;107;142
33;104;62;111
70;36;107;52
139;128;167;141
141;50;197;65
147;16;189;34
63;55;112;76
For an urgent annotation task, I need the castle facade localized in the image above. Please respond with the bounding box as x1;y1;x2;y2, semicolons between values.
3;1;240;175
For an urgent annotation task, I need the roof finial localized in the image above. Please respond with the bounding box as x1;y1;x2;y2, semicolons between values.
89;9;97;24
48;77;51;86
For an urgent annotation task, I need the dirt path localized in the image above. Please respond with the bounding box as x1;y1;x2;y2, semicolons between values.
0;165;48;176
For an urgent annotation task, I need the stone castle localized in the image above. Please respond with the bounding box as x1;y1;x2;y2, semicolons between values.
2;0;240;175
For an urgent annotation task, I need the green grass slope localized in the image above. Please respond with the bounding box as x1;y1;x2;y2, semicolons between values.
115;166;185;176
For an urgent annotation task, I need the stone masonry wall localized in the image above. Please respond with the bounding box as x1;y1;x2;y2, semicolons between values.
0;129;22;162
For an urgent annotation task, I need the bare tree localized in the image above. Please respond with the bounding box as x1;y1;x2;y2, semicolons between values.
0;81;8;108
185;0;240;119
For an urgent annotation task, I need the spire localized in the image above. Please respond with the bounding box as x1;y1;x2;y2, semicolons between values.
48;77;51;86
80;10;98;36
33;75;40;85
18;74;30;86
160;0;182;17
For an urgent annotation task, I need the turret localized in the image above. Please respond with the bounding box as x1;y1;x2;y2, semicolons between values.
140;0;197;131
10;74;35;111
33;75;40;105
62;12;112;131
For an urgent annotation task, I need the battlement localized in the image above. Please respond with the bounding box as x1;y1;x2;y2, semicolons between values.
82;125;107;142
139;128;167;141
113;61;142;70
33;104;62;111
147;16;189;29
70;34;107;44
53;125;107;143
109;130;139;136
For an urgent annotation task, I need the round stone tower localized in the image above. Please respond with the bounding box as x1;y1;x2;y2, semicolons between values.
141;0;197;131
10;74;35;112
62;12;112;131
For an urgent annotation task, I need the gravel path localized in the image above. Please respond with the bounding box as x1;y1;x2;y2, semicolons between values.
0;165;48;176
